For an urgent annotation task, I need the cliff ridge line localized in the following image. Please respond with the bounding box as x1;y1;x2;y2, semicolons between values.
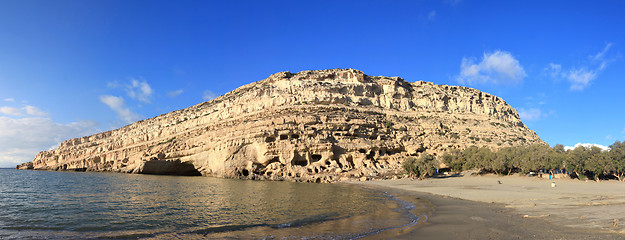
18;68;544;182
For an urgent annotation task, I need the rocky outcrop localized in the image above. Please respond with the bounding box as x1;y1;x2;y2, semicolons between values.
17;69;544;182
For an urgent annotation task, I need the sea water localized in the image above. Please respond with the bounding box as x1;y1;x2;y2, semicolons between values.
0;169;427;239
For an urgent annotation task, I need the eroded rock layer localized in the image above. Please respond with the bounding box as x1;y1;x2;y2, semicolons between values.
18;69;544;182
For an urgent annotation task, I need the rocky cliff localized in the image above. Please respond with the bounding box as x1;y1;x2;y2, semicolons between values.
18;69;544;182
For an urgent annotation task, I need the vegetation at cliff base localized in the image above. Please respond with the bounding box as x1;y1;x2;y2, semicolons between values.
402;153;438;179
440;141;625;181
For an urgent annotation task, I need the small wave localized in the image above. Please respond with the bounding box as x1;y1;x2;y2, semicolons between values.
189;223;268;234
188;213;341;235
272;214;344;229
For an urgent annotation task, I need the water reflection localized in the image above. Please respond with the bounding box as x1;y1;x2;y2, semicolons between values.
0;170;424;239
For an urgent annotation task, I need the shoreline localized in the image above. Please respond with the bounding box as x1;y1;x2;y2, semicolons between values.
5;168;625;239
351;174;625;239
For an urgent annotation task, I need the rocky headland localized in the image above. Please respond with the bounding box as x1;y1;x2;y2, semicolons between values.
17;69;543;182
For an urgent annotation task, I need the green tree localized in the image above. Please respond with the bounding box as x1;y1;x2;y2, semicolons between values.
436;141;625;181
553;144;565;154
586;147;607;180
402;153;438;179
460;146;480;170
493;147;515;175
607;141;625;181
513;145;537;174
548;144;567;172
474;147;495;173
442;149;463;173
567;146;590;179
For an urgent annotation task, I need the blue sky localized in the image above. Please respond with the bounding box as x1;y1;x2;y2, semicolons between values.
1;0;624;167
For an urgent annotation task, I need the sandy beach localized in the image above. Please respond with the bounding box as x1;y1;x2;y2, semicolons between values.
353;174;625;239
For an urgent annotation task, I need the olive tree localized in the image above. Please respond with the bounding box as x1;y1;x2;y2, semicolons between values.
442;149;463;173
403;153;438;179
608;141;625;181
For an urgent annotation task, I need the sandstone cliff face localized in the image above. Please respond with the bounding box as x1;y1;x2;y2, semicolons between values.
18;69;544;182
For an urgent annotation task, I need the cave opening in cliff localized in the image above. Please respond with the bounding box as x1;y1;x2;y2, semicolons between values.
311;154;322;163
293;159;308;166
141;159;202;176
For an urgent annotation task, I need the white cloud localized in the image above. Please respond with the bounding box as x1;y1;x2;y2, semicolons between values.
99;95;141;124
0;105;47;116
203;90;217;101
548;43;613;91
23;105;47;116
427;10;436;21
167;89;184;98
567;68;597;91
126;78;153;103
3;98;15;102
545;63;563;79
518;108;542;121
564;143;610;151
0;106;22;116
107;78;154;103
592;43;613;72
457;50;527;85
0;116;98;168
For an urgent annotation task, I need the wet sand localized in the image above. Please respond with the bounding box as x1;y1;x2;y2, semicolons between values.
353;174;625;239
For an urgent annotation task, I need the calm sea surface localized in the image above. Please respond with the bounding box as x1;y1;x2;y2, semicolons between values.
0;169;426;239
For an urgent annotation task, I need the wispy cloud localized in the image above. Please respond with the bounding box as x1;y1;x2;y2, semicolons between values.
590;42;612;62
546;43;614;91
524;93;547;106
0;105;47;116
427;10;436;22
567;68;597;91
0;106;22;116
456;50;527;85
520;93;550;122
126;78;153;103
107;81;120;88
0;116;98;167
167;89;184;98
518;108;542;121
546;63;562;79
203;90;217;101
445;0;462;7
3;98;15;102
107;78;154;103
99;95;141;124
24;105;47;116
